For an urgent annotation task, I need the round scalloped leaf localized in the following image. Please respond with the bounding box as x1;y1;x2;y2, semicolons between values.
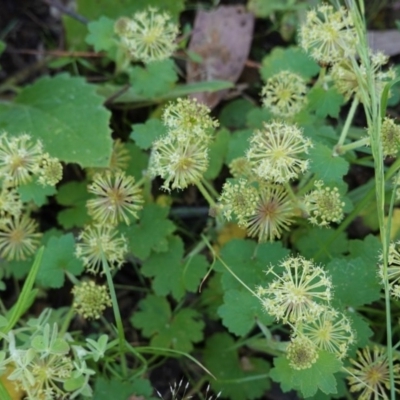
0;74;112;168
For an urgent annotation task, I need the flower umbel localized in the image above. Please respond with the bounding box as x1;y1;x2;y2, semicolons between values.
87;170;143;226
72;281;112;320
246;122;313;183
36;154;63;186
380;117;400;158
256;256;332;323
0;214;42;261
299;3;358;64
75;225;128;274
286;335;319;370
347;346;400;400
0;133;43;186
115;7;179;63
261;70;308;117
379;241;400;298
297;307;354;359
303;181;345;227
0;187;23;218
246;184;295;242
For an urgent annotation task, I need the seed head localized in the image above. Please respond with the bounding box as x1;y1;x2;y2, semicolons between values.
246;184;295;242
256;255;332;323
286;335;319;370
246;121;313;183
0;133;43;186
75;224;128;275
303;181;345;227
87;170;143;226
297;307;354;359
115;7;179;63
347;346;400;400
299;3;358;64
72;281;112;320
261;70;308;117
0;214;42;261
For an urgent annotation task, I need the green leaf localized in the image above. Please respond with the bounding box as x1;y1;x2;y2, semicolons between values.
218;289;273;336
0;41;5;57
215;239;290;291
326;257;381;308
128;59;178;98
0;74;112;168
36;234;84;288
85;17;116;52
246;108;272;129
18;179;56;207
141;235;208;300
226;129;252;165
131;295;204;352
204;333;270;400
307;87;344;118
94;377;155;400
220;99;256;129
295;227;348;264
270;351;341;398
130;119;167;150
204;129;230;179
261;47;320;80
56;181;91;229
347;311;373;350
309;142;349;184
348;234;381;265
125;143;149;181
119;203;175;260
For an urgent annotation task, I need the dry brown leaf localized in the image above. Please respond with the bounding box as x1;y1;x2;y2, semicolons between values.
187;5;254;108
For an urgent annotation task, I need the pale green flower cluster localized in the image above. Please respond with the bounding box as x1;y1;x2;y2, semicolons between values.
379;241;400;299
303;180;345;227
72;281;112;320
114;7;179;64
380;117;400;158
0;132;62;261
75;224;128;274
0;317;94;400
256;255;355;367
246;121;313;183
261;70;308;118
150;98;219;191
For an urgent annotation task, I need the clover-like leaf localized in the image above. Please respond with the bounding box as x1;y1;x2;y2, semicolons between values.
86;17;116;53
130;119;167;150
307;86;344;118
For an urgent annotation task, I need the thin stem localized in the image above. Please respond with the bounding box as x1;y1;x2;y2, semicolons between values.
101;254;128;377
196;179;217;208
335;97;359;150
334;137;369;155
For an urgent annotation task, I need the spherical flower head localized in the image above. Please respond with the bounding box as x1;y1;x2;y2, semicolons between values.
87;170;143;226
331;53;396;103
36;153;63;187
257;255;332;323
347;346;400;399
72;281;112;320
299;3;358;64
378;241;400;298
380;117;400;158
109;139;130;171
246;184;295;242
0;214;42;261
303;181;345;227
0;133;43;187
75;224;128;275
162;98;219;142
297;307;354;359
150;134;210;191
115;7;179;63
261;70;308;118
246;121;313;183
0;187;23;218
287;336;319;370
218;179;259;226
